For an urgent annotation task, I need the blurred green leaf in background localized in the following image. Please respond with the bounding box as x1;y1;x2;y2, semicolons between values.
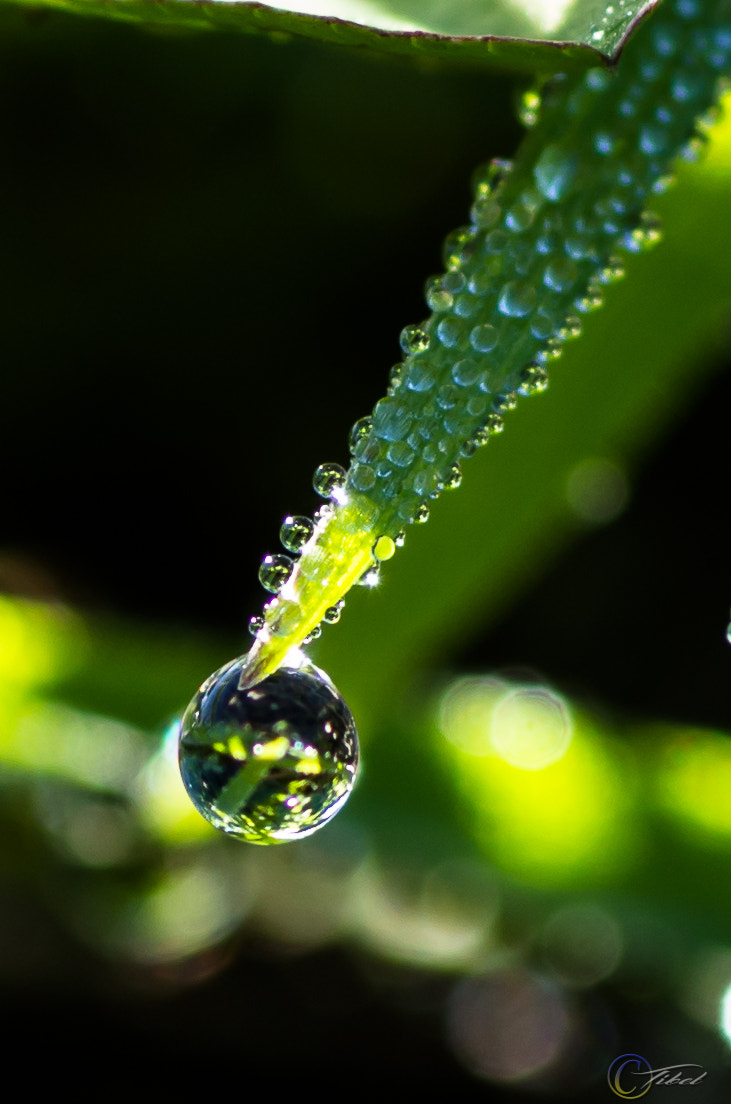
1;0;731;1097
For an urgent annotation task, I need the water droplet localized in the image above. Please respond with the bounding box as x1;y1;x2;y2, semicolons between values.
597;257;625;285
470;324;498;354
470;198;501;229
535;340;562;366
303;624;322;644
543;257;578;293
442;228;475;270
314;504;334;523
323;600;345;625
518;363;549;395
443;270;466;294
436;316;466;349
518;87;541;128
484;412;505;436
179;659;359;844
404;361;436;394
493;392;518;414
387;440;416;468
437;384;459;410
395;530;406;547
452;358;482;388
414;502;430;524
357;561;381;587
557;315;582;341
484;229;509;255
726;620;731;645
639;125;669;156
534;144;577;203
388;363;405;395
593;130;617;155
624;212;663;252
313;463;346;499
349;416;373;454
472;158;513;198
280;515;315;553
505;202;534;233
530;310;557;341
575;290;604;313
373;535;396;561
259;554;294;594
453;293;480;320
444;463;462;490
425;276;453;313
498;281;536;318
347;462;376;493
248;615;265;637
400;324;430;356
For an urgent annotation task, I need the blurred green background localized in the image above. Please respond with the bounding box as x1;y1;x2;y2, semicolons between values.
1;4;731;1096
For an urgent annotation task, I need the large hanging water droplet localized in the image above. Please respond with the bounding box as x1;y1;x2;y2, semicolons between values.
179;659;359;844
280;515;315;553
313;463;346;499
259;554;294;594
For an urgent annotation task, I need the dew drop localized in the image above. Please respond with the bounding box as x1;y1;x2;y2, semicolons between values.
505;202;534;233
259;554;294;595
493;392;518;414
452;358;482;388
349;415;373;454
470;324;499;354
357;561;381;587
575;290;605;313
518;363;549;395
248;615;265;637
437;317;466;349
534;144;577;203
313;463;346;499
557;315;582;341
388;363;405;395
179;659;359;844
543;257;578;293
624;211;663;252
498;281;536;318
400;324;431;356
373;535;396;561
280;515;315;553
518;87;542;128
444;462;462;490
472;158;513;198
597;257;625;285
303;624;322;644
323;600;345;624
470;198;501;229
425;276;454;313
442;228;474;270
404;361;436;394
347;463;376;493
395;530;406;547
414;502;430;524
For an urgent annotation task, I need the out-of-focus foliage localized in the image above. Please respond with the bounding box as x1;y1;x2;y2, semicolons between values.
1;4;731;1096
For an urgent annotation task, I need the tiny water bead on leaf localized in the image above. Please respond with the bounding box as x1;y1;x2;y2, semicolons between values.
179;659;359;844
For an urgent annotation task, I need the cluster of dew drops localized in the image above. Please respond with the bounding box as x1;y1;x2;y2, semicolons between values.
246;0;731;651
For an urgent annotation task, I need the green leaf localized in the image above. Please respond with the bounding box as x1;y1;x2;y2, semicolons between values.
313;141;731;735
1;0;658;72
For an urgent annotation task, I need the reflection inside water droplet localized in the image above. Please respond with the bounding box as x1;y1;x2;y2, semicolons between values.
179;659;359;844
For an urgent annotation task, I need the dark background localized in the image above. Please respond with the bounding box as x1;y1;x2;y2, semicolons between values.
1;5;730;1096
